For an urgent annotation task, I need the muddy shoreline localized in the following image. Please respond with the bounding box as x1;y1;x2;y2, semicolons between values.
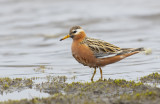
0;72;160;104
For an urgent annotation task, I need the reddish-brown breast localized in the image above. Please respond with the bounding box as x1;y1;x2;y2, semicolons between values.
71;39;98;68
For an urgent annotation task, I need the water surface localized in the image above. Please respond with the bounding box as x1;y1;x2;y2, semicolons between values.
0;0;160;101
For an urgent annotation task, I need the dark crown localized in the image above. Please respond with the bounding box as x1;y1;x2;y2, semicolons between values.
70;26;82;33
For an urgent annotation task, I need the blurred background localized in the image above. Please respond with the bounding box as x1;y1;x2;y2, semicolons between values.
0;0;160;82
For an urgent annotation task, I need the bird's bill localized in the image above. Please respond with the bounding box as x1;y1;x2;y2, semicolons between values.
60;34;70;41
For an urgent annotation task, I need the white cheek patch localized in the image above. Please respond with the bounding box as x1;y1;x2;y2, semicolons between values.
73;29;83;35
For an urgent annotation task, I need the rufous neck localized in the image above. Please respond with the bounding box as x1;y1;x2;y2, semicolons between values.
73;31;86;41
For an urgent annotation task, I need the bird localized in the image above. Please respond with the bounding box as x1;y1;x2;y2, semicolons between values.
60;26;150;81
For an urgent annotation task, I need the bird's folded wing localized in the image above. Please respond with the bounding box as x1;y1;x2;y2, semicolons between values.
83;37;122;58
88;45;122;58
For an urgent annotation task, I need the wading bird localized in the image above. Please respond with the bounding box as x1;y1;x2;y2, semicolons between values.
60;26;150;81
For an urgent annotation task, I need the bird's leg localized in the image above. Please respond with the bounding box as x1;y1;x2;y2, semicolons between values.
99;67;103;80
91;68;96;81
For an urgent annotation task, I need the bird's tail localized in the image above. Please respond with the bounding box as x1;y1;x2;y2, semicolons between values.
96;47;152;67
118;47;152;55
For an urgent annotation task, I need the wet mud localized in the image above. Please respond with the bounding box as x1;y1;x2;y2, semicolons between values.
1;73;160;104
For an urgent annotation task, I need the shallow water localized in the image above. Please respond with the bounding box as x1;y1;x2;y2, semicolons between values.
0;89;49;101
0;0;160;101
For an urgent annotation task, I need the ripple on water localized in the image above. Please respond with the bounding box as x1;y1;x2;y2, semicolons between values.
0;0;160;101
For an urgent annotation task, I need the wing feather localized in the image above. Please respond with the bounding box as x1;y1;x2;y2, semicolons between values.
81;37;122;58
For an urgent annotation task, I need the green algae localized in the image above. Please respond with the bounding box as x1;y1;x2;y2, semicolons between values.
116;90;160;104
0;77;33;94
0;94;107;104
140;72;160;83
1;73;160;104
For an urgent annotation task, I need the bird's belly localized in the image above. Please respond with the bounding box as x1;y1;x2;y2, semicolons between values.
72;54;89;66
72;43;97;68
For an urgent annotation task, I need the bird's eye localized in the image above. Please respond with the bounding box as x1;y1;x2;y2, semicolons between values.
73;31;77;33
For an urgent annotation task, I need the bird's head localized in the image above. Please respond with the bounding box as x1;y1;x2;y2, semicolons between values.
60;26;86;41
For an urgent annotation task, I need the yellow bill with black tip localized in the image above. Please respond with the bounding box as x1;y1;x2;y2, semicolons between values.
60;34;70;41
